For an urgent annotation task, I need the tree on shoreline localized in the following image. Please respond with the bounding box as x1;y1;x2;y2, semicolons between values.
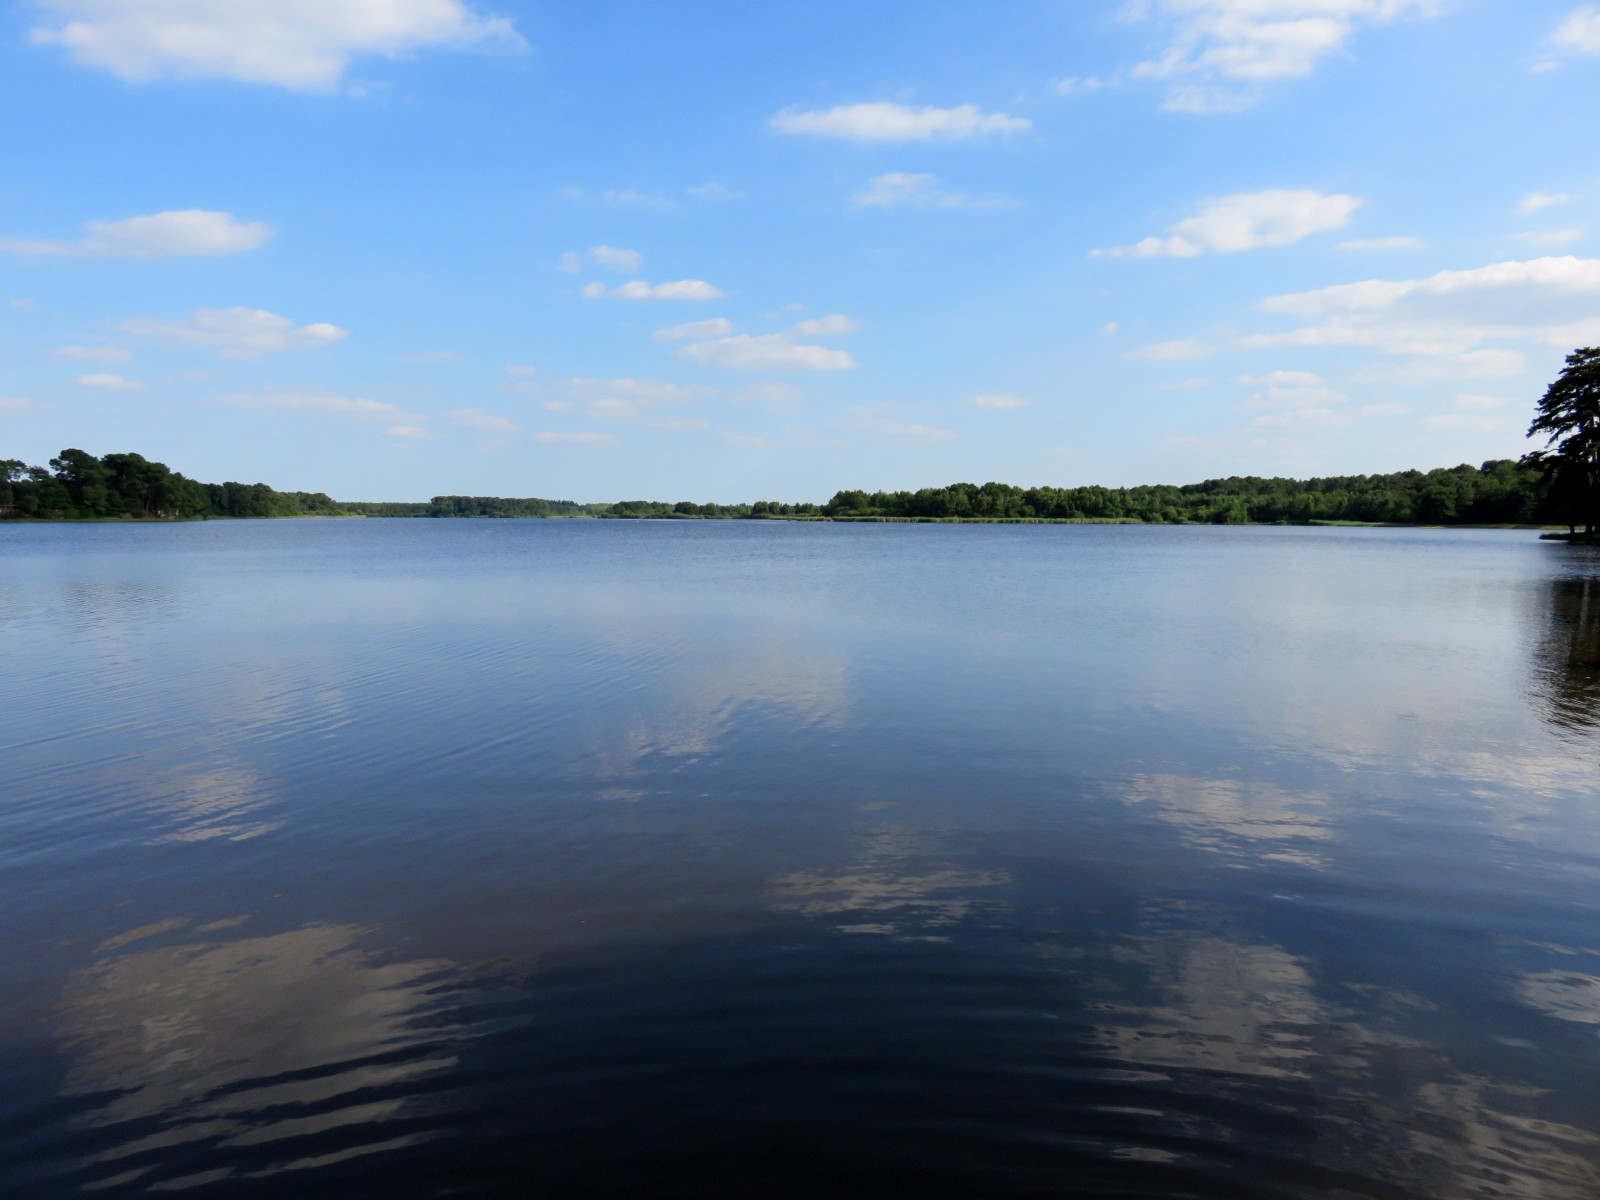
1526;347;1600;536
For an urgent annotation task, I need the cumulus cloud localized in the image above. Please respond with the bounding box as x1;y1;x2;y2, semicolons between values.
51;345;130;362
121;307;348;357
1519;191;1572;214
1554;7;1600;54
448;407;521;432
30;0;522;89
1095;189;1361;258
74;372;143;390
584;279;723;301
1337;236;1425;251
770;102;1030;141
589;245;642;272
652;318;735;342
970;393;1030;409
0;210;273;258
850;172;1011;209
1240;255;1600;363
1126;0;1442;113
790;314;859;336
675;334;856;371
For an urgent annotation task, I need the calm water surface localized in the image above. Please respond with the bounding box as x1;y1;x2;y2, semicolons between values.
2;520;1598;1198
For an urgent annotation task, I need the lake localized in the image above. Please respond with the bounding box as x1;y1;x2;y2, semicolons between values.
2;519;1597;1198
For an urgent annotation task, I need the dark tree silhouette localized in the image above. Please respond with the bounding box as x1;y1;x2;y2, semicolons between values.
1526;347;1600;535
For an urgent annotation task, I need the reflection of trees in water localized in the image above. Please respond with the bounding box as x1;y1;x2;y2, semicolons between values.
1531;576;1600;731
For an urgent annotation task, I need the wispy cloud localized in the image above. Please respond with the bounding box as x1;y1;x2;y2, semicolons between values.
1126;0;1443;114
970;394;1030;409
1519;191;1572;214
1096;189;1361;258
676;334;856;371
73;372;143;391
51;345;130;362
652;318;735;342
582;279;723;301
29;0;523;90
0;210;272;258
121;307;348;357
1554;7;1600;54
448;407;522;433
851;172;1012;209
770;102;1030;141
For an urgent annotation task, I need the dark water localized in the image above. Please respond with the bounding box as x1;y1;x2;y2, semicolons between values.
2;520;1598;1199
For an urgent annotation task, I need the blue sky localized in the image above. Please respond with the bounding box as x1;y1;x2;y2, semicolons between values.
2;0;1599;501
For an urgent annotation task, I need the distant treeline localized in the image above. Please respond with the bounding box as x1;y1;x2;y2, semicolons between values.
818;461;1549;525
348;460;1556;526
1;450;1571;528
1;449;345;520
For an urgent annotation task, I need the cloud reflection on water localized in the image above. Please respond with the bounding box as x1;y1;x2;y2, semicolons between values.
57;921;460;1191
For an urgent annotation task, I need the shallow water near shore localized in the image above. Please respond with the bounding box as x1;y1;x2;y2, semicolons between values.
2;519;1598;1198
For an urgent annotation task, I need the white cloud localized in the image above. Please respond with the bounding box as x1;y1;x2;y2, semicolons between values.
1455;393;1511;409
220;390;410;419
589;245;642;272
74;372;144;391
850;172;1011;209
0;210;273;258
1239;382;1348;410
1095;189;1361;258
30;0;521;89
790;314;859;336
8;299;35;309
448;407;521;432
397;350;460;364
1162;377;1212;390
532;431;619;445
686;181;743;202
1236;370;1323;385
1127;0;1441;113
0;395;32;411
51;345;130;362
503;363;538;376
770;102;1030;141
1241;255;1600;363
652;318;735;342
121;307;348;357
971;394;1030;409
385;424;436;439
675;334;856;371
1057;75;1114;93
585;279;724;301
557;252;583;273
1132;338;1215;360
1519;191;1572;214
1337;236;1425;251
1513;228;1586;250
1554;7;1600;54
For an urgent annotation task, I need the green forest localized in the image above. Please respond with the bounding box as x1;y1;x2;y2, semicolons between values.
1;449;345;520
0;448;1572;527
